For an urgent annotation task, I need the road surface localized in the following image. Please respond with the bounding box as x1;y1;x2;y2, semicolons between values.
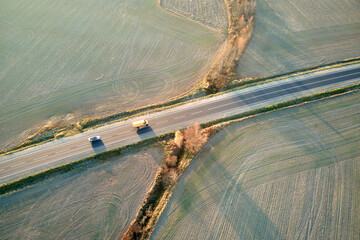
1;64;359;184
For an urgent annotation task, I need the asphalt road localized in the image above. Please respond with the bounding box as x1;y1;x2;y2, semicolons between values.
1;65;359;183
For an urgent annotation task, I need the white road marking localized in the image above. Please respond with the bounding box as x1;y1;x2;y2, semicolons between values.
55;149;68;154
76;143;88;148
0;169;4;172
0;125;131;163
101;136;113;140
153;120;168;125
33;155;49;161
2;70;357;166
190;110;203;115
208;102;238;111
174;115;186;120
207;71;360;111
1;68;359;181
118;130;131;136
0;160;63;180
11;162;26;168
0;147;101;180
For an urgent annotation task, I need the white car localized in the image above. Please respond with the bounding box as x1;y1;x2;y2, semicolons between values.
88;136;101;142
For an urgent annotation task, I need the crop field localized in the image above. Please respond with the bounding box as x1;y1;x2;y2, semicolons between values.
0;0;223;151
161;0;228;30
236;0;360;79
151;92;360;240
0;147;163;239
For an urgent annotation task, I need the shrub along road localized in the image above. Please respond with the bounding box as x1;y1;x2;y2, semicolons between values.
0;64;359;184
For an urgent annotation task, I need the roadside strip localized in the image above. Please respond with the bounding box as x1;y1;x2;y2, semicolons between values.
1;82;359;195
2;60;359;157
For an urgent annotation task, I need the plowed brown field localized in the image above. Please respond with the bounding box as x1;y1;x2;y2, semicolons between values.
151;92;360;240
236;0;360;78
0;0;223;151
0;148;163;239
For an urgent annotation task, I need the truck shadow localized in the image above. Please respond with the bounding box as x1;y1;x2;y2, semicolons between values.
91;140;107;154
136;126;156;140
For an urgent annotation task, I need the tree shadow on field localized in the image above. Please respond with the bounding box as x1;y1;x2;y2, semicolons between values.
270;103;344;173
305;104;345;139
91;140;107;154
174;129;284;240
136;126;156;141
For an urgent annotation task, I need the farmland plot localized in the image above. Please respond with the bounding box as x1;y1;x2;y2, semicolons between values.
236;0;360;78
152;92;360;240
0;0;223;151
0;147;163;239
161;0;228;30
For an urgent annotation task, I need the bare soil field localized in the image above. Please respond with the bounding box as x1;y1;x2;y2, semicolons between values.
0;0;223;151
0;147;163;239
151;92;360;240
236;0;360;79
160;0;228;31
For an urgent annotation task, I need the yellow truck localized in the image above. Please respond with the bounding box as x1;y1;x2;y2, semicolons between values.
132;120;149;129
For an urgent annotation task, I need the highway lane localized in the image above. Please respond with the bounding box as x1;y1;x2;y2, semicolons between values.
1;65;359;183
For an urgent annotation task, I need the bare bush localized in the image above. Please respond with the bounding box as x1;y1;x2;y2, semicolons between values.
122;221;141;240
183;122;208;153
161;168;179;187
165;155;178;168
170;143;181;157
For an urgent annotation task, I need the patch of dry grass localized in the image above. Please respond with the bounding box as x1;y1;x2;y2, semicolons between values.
121;123;211;240
203;0;255;92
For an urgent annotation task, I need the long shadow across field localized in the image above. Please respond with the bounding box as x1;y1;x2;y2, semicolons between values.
163;128;284;240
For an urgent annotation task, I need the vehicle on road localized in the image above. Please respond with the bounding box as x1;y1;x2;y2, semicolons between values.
132;120;149;129
88;136;101;142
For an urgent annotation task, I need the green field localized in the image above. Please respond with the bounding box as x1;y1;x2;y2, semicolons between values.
0;0;223;151
151;92;360;239
0;147;163;239
236;0;360;78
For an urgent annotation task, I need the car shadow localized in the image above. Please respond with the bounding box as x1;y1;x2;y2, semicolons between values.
90;140;107;154
136;126;156;140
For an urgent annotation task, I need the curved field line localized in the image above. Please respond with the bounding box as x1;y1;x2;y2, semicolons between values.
236;0;360;79
151;92;360;240
0;148;163;239
0;0;223;151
